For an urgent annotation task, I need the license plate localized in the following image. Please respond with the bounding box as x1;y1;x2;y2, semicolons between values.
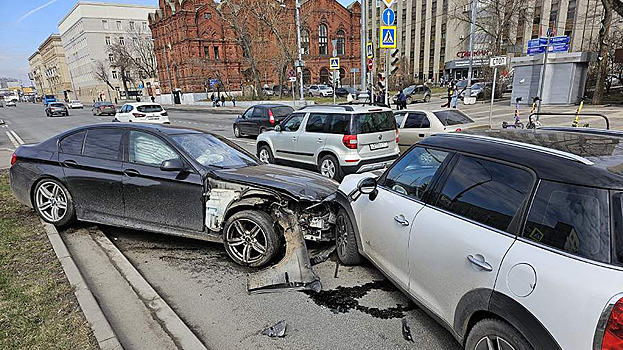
370;142;388;150
147;116;159;120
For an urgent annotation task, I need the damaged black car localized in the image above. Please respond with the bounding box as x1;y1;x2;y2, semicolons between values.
9;123;338;291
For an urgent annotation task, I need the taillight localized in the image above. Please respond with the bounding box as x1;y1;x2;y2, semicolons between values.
342;134;357;149
10;153;17;166
395;129;400;143
132;113;146;118
455;128;462;132
268;109;275;125
161;111;168;116
99;106;105;109
603;298;623;349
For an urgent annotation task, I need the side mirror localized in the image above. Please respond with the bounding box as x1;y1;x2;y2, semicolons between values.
116;109;122;113
238;114;244;119
358;177;377;194
160;158;186;172
274;125;282;132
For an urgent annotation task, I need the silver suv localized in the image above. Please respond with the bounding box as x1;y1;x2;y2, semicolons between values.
256;105;400;181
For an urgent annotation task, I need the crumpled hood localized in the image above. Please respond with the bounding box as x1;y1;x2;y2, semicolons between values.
211;164;338;201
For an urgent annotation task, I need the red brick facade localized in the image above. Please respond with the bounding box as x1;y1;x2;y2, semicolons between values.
149;0;361;93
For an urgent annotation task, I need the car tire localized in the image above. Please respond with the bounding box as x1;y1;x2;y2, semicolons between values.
465;318;533;350
222;210;281;268
335;207;363;265
258;145;274;164
424;95;431;102
406;96;413;104
259;127;267;134
318;154;342;181
33;179;75;227
233;124;243;138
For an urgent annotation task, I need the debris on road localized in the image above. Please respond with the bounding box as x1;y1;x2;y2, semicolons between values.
334;260;340;278
262;320;287;337
309;245;335;265
0;119;4;125
402;318;414;342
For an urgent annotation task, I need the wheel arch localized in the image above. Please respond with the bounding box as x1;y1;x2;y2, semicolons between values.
331;190;364;254
316;149;340;166
256;140;273;157
29;175;69;208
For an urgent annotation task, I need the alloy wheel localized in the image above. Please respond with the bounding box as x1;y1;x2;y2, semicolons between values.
336;215;348;257
35;181;68;223
259;148;270;163
225;218;268;265
234;125;241;137
320;159;336;178
474;335;516;350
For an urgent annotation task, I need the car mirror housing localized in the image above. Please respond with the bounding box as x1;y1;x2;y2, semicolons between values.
274;125;282;132
160;158;186;172
351;177;378;201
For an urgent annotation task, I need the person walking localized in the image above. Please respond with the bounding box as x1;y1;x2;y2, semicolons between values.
220;94;225;107
441;83;453;108
232;96;236;107
398;90;407;110
450;84;459;108
211;93;216;107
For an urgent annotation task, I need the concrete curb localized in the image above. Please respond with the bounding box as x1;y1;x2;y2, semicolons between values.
90;229;208;350
40;220;123;350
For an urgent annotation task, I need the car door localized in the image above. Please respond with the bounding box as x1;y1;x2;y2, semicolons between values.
397;112;425;152
58;128;124;222
408;154;534;324
295;112;330;165
351;146;452;289
122;130;204;232
116;105;128;121
239;107;254;134
272;113;306;162
251;106;267;135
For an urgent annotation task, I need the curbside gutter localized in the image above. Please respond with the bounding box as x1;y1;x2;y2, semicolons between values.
40;220;123;350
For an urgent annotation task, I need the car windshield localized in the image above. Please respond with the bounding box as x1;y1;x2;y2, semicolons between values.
471;83;484;89
172;133;258;169
269;106;294;117
319;85;331;90
456;80;468;88
101;102;113;106
50;103;65;107
70;100;81;103
137;105;163;113
403;85;416;94
434;110;474;126
352;111;397;134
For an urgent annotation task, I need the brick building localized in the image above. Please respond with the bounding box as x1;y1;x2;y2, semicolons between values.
149;0;361;95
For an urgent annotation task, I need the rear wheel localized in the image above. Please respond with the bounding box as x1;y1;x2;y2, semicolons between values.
406;96;413;104
258;145;274;164
424;94;431;102
465;318;533;350
223;210;280;267
335;208;363;265
318;154;341;181
33;179;75;227
259;127;267;134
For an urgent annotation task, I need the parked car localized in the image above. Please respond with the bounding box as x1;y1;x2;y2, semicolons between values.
333;128;623;350
233;104;294;137
92;101;116;116
392;85;432;105
6;99;17;107
68;100;84;109
460;82;491;99
335;87;356;98
256;105;400;181
308;85;334;97
272;85;291;95
9;123;337;273
45;102;69;117
393;109;488;152
0;100;4;107
113;102;169;124
262;87;275;96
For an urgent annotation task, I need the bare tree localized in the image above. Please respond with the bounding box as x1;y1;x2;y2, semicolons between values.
125;27;158;80
93;60;115;90
107;41;136;100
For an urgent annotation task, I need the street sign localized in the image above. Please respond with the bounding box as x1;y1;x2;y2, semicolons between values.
366;42;374;58
381;0;395;7
288;77;297;82
382;8;395;26
209;79;219;87
527;36;569;55
367;58;373;71
489;56;507;67
289;68;295;77
380;26;396;48
350;68;360;73
330;57;340;70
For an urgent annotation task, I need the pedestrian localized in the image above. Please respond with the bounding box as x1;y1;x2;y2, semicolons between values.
346;92;354;104
211;93;216;107
451;84;459;108
114;97;118;105
441;83;453;108
151;95;155;103
220;94;225;107
136;96;141;102
232;96;236;107
398;90;407;110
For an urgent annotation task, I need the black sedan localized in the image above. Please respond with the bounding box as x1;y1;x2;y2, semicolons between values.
233;104;293;137
335;87;356;98
9;123;337;272
45;102;69;117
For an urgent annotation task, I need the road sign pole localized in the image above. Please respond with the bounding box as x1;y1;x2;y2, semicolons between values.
295;0;305;104
361;0;367;92
385;49;389;106
536;34;551;115
489;67;497;129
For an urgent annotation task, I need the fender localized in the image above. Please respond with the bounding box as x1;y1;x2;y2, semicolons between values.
332;190;364;254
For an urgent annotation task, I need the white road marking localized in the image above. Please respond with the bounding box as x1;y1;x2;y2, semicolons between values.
5;131;19;148
9;130;24;145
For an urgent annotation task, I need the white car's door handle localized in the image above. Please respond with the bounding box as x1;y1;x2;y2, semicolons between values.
467;254;493;272
292;137;297;141
317;138;323;143
394;214;409;226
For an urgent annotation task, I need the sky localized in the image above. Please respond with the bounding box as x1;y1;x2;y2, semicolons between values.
0;0;354;86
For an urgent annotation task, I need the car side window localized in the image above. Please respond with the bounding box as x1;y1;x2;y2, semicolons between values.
394;112;406;128
523;181;610;263
381;146;449;200
404;113;427;128
243;107;254;119
128;131;180;167
83;129;123;161
306;113;329;133
252;107;264;119
327;114;351;134
435;156;533;233
282;114;304;132
59;131;86;155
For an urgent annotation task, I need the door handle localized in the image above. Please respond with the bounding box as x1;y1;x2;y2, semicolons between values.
123;169;140;177
394;214;409;226
292;137;298;141
62;160;77;167
467;254;493;272
317;138;323;143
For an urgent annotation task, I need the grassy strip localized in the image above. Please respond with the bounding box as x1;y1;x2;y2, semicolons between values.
0;171;97;350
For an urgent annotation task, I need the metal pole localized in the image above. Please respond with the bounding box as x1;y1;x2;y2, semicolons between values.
536;35;550;114
333;71;337;104
385;49;389;106
361;0;367;92
295;0;305;103
465;0;478;98
489;67;497;129
163;42;174;97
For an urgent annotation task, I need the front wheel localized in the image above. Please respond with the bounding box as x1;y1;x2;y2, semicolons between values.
424;95;431;102
318;154;341;181
33;179;75;227
233;124;243;138
258;145;274;164
335;208;363;265
465;318;533;350
222;210;281;267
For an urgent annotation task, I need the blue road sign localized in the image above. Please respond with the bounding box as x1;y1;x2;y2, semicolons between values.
382;8;395;26
329;57;340;70
527;47;545;55
380;26;397;48
549;43;569;53
550;36;570;45
209;79;219;87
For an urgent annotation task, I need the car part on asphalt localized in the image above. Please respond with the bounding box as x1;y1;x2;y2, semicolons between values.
262;320;286;337
0;119;4;125
401;318;414;342
309;245;335;265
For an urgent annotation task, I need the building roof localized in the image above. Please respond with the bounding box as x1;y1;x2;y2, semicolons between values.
59;1;158;27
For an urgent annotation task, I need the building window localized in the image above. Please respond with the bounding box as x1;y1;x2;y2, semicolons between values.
303;69;311;85
102;20;109;29
129;21;135;30
214;46;220;60
204;12;212;19
301;29;310;55
119;37;125;45
105;36;111;45
320;68;329;84
319;24;328;55
204;46;210;59
116;21;122;30
142;22;147;30
109;53;114;62
336;30;345;55
112;71;118;79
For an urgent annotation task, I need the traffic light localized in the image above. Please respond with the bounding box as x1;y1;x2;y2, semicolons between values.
378;72;385;90
390;49;400;76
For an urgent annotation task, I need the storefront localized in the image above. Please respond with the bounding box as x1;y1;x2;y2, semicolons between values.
443;58;488;82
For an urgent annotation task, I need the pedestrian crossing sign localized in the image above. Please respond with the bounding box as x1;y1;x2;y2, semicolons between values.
380;26;397;48
330;57;340;70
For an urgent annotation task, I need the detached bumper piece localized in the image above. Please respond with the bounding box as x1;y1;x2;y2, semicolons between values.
247;208;321;293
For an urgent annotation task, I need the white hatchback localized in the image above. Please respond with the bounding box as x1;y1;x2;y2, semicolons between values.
68;100;84;109
114;102;170;124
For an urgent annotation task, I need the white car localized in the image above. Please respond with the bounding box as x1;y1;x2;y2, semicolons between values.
6;100;16;107
308;85;333;97
68;100;84;109
114;102;170;124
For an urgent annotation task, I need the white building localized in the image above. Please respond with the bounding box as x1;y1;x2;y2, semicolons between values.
58;1;157;102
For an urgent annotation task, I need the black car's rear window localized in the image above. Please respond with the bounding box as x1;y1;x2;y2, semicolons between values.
50;103;65;107
137;105;163;113
100;102;113;106
352;111;396;134
269;106;294;118
434;110;474;126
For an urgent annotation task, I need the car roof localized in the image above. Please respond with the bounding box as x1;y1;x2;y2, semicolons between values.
251;104;293;109
298;104;392;113
419;129;623;189
62;123;204;136
125;102;162;106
